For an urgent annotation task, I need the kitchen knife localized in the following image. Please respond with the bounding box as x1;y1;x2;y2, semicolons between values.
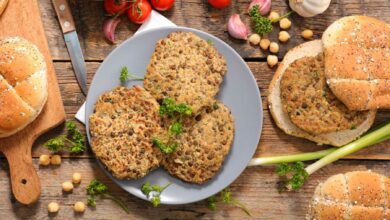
52;0;88;95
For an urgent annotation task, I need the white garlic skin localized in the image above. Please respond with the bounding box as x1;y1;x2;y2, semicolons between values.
289;0;331;17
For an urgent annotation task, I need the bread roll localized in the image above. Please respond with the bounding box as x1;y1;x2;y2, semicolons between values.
0;37;48;138
322;16;390;110
307;171;390;220
268;40;376;146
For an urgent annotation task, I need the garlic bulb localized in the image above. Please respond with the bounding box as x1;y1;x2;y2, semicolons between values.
289;0;331;17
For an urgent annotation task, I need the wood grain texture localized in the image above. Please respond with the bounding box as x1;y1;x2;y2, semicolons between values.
0;158;388;220
0;0;65;205
37;0;390;60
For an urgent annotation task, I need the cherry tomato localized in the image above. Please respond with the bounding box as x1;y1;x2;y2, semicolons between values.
127;0;152;24
150;0;175;11
208;0;231;9
104;0;130;15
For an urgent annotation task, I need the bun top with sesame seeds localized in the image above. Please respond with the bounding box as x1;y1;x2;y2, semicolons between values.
307;170;390;220
322;16;390;111
0;36;47;138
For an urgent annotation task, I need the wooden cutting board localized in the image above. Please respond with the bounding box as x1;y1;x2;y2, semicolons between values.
0;0;65;205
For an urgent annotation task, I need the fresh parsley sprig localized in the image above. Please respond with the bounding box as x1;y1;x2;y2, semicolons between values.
141;182;172;207
207;188;251;216
87;179;129;213
45;121;85;154
249;5;293;36
119;66;144;83
152;98;192;154
276;162;309;191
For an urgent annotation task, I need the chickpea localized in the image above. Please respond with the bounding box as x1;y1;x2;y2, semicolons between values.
278;31;290;42
73;201;86;213
39;155;50;166
302;29;314;39
269;42;279;53
50;155;61;165
267;55;278;67
72;172;82;184
268;11;280;20
280;18;292;29
62;181;74;192
259;39;271;50
48;202;59;213
248;34;261;45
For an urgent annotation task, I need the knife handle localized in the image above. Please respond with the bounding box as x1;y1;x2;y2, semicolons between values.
52;0;76;33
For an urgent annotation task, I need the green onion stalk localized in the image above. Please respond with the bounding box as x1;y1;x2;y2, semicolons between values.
248;122;390;189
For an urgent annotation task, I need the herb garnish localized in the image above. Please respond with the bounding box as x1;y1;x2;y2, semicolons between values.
152;98;192;154
249;5;292;36
141;181;172;207
207;188;251;216
45;121;85;154
276;162;309;190
87;179;129;213
119;66;144;83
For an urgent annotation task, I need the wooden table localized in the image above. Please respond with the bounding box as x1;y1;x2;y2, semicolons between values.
1;0;390;219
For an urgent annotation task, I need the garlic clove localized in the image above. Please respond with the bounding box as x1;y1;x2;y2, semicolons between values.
227;14;249;40
103;17;121;44
248;0;272;16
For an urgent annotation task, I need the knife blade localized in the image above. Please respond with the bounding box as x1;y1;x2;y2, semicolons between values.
52;0;88;95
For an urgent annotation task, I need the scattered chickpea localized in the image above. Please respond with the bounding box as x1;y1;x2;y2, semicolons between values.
50;155;61;165
278;31;290;42
39;155;51;166
62;181;74;192
268;11;280;20
72;172;82;184
248;33;261;45
48;202;59;213
73;201;86;213
267;55;278;67
302;29;314;39
280;18;292;29
259;39;271;50
269;42;280;53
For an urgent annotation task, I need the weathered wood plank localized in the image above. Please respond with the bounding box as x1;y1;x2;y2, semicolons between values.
27;62;390;160
0;158;388;220
38;0;390;60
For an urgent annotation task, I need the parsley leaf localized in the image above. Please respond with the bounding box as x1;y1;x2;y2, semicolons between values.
44;121;85;154
141;181;172;207
86;179;129;213
45;136;66;152
169;121;183;136
207;188;251;216
207;195;217;211
119;66;143;83
276;162;309;190
152;138;178;154
249;5;292;36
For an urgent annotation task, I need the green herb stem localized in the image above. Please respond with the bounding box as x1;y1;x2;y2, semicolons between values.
270;11;293;23
102;193;130;214
305;123;390;175
248;148;337;166
231;199;251;216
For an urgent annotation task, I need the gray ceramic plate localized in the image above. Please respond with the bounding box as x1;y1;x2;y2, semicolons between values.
85;27;263;205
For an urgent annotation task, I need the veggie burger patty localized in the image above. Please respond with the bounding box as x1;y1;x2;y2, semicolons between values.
89;86;163;179
280;54;369;135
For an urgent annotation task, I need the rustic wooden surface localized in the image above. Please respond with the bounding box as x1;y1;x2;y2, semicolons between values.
0;0;66;205
0;0;390;219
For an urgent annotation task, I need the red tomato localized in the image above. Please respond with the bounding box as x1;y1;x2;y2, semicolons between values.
104;0;130;15
150;0;175;11
127;0;152;24
208;0;231;9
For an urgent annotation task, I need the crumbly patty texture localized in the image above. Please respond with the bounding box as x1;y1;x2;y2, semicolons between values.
280;54;369;134
162;102;234;184
89;86;163;179
144;31;227;115
307;171;390;220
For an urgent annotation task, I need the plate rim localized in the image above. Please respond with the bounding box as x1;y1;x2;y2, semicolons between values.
85;26;263;205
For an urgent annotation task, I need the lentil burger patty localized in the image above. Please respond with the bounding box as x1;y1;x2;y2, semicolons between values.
89;86;163;179
280;54;369;135
144;31;227;115
162;102;234;184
